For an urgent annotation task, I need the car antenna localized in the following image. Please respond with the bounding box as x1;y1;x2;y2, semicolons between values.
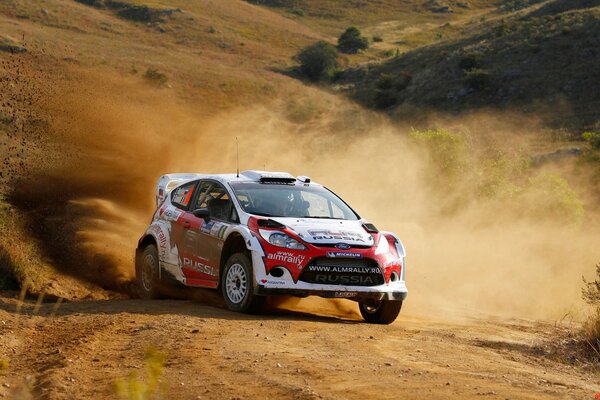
236;136;239;178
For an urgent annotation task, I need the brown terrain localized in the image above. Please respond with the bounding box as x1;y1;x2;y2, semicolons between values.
1;0;600;398
1;296;600;400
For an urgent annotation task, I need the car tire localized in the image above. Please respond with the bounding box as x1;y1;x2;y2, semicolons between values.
137;244;161;299
359;300;402;324
221;252;264;314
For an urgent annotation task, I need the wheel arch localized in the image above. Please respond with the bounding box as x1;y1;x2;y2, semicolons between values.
135;234;158;274
219;232;249;281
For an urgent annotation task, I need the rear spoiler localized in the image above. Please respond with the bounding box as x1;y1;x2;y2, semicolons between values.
156;173;203;207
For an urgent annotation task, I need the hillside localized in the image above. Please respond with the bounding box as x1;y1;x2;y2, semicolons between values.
332;0;600;131
0;0;328;297
245;0;496;38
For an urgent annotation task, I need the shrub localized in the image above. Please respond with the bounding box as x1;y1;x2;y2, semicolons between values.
376;73;393;90
582;131;600;149
376;72;412;91
373;72;412;109
459;51;483;70
582;309;600;358
373;90;398;109
395;71;412;91
583;263;600;305
337;26;369;54
289;8;304;16
143;68;168;87
0;359;8;373
114;347;167;400
526;173;584;225
296;41;339;81
582;263;600;357
382;49;395;57
409;129;470;178
495;20;510;37
246;0;301;6
372;35;383;43
464;68;490;90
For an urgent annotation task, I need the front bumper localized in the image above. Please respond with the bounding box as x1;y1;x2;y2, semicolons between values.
256;286;407;301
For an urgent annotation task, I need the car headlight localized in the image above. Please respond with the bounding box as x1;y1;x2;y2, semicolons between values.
259;230;307;250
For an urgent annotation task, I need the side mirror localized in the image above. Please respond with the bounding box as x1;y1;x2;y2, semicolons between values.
192;208;210;220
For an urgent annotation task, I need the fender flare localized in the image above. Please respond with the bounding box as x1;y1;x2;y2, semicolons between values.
221;225;266;283
379;231;406;258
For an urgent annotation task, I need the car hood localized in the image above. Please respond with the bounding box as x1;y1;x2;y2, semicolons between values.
269;217;375;247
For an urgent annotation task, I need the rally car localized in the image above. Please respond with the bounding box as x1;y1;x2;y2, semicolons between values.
135;170;407;324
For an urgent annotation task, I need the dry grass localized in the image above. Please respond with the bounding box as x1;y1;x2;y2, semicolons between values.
0;359;8;373
114;347;168;400
247;0;495;36
581;309;600;360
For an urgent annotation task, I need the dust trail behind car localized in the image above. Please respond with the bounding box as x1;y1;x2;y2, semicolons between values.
6;59;600;319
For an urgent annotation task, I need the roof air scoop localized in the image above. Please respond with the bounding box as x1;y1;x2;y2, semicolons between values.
241;170;296;184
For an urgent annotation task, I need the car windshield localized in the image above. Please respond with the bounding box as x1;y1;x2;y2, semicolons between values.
230;182;359;220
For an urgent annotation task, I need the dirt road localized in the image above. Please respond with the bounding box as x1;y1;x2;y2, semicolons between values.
0;294;598;400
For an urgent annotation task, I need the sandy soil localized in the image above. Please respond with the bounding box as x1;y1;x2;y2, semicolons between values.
1;294;598;400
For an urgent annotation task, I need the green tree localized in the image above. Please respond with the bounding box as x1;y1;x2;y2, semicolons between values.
337;26;369;54
296;41;339;81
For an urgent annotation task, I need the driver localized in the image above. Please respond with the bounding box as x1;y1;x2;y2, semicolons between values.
260;190;292;217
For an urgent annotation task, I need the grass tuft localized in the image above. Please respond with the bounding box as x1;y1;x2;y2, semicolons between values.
114;346;168;400
143;68;168;87
0;359;8;373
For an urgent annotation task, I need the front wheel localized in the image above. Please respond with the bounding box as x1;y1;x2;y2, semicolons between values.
359;300;402;324
221;253;264;314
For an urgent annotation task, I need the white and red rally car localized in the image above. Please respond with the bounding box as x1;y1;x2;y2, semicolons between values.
135;171;407;324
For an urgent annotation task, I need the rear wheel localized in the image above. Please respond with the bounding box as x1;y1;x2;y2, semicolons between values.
359;300;402;324
221;253;264;314
137;244;161;299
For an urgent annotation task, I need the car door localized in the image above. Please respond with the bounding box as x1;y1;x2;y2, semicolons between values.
182;180;236;286
168;180;201;273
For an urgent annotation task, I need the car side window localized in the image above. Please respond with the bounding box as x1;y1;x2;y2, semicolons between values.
171;181;196;210
194;181;234;222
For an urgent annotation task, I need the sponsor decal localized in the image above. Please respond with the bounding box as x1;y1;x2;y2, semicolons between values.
202;222;228;238
382;260;401;268
201;221;215;234
210;222;223;236
150;225;169;260
267;251;306;265
308;229;368;243
314;275;378;285
183;257;218;276
334;291;358;298
162;207;183;222
260;279;286;286
157;230;168;260
307;265;379;274
326;251;362;259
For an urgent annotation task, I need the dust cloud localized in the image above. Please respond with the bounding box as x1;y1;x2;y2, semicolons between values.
12;65;600;320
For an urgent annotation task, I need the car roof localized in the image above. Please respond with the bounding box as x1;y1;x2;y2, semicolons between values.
172;170;321;187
